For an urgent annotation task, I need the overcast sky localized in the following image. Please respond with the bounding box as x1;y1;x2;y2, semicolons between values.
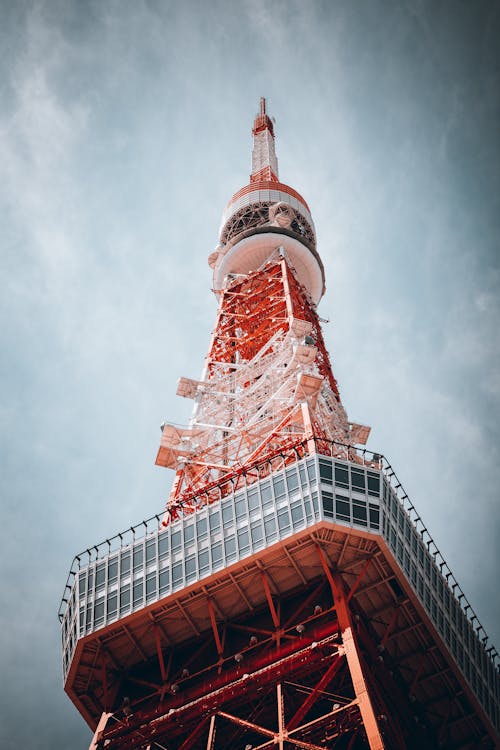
1;1;499;747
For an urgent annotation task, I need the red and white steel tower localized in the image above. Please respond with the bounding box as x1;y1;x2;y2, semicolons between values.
60;99;499;750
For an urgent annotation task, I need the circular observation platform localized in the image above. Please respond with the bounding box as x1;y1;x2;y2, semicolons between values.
209;181;325;304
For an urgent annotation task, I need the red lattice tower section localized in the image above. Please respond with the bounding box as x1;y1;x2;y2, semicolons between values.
156;254;350;522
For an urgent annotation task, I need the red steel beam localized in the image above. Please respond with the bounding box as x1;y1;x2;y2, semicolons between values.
287;651;344;730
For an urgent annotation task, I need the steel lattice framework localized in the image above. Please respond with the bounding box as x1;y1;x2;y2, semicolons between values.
156;253;361;522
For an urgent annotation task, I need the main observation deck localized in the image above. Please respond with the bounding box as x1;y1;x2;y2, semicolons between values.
59;445;499;747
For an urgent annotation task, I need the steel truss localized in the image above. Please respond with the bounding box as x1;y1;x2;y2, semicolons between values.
157;255;366;521
88;556;446;750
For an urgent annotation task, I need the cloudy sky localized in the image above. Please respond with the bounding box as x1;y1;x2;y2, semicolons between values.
1;1;499;747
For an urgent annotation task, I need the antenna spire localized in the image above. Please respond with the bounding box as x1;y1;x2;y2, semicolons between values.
251;97;279;183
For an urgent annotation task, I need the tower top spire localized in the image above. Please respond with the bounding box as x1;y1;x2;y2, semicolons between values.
251;96;278;182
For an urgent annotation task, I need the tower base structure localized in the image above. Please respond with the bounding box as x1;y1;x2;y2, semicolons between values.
60;448;499;750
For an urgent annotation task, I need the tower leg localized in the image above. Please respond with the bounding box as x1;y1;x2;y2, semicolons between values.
88;712;113;750
332;574;386;750
316;544;385;750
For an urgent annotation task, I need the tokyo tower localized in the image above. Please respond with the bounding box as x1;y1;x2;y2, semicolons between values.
60;99;499;750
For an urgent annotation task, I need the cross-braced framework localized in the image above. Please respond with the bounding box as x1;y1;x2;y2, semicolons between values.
156;254;363;521
86;542;462;750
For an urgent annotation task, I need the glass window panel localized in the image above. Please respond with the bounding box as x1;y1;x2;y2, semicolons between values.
235;498;246;519
145;541;156;564
94;600;104;621
248;489;260;511
171;530;182;550
353;503;367;524
120;586;130;609
277;508;290;531
133;547;144;569
224;536;236;557
260;483;272;503
251;522;264;544
146;573;156;597
108;560;118;581
222;505;234;525
78;575;86;596
367;472;380;496
121;553;131;575
133;581;143;606
172;562;183;586
306;463;316;483
196;517;208;538
334;464;348;487
322;493;334;518
159;570;170;595
185;556;196;578
95;565;105;588
319;461;333;482
198;549;209;572
212;543;223;564
369;506;380;528
286;470;299;491
107;594;117;616
237;529;250;552
291;505;304;525
273;477;286;497
264;516;277;537
184;524;195;545
336;498;350;519
158;534;169;558
209;511;220;532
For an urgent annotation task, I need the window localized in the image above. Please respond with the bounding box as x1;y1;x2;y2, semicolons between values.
209;511;220;533
225;536;237;559
277;508;290;532
95;565;105;589
198;549;209;574
248;488;260;511
369;504;379;528
159;570;169;596
251;522;264;545
158;534;169;558
196;517;208;538
146;541;156;564
171;530;182;551
184;524;195;545
322;491;334;518
353;502;367;525
146;572;156;599
286;470;299;491
319;460;332;482
260;483;272;504
351;469;365;491
212;543;223;565
222;504;234;525
133;581;143;606
367;472;379;497
334;464;348;487
107;594;117;617
133;547;144;570
235;498;246;520
336;497;350;521
264;516;277;538
108;560;118;582
237;529;250;553
172;562;183;587
291;504;304;526
185;556;196;580
273;477;286;497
